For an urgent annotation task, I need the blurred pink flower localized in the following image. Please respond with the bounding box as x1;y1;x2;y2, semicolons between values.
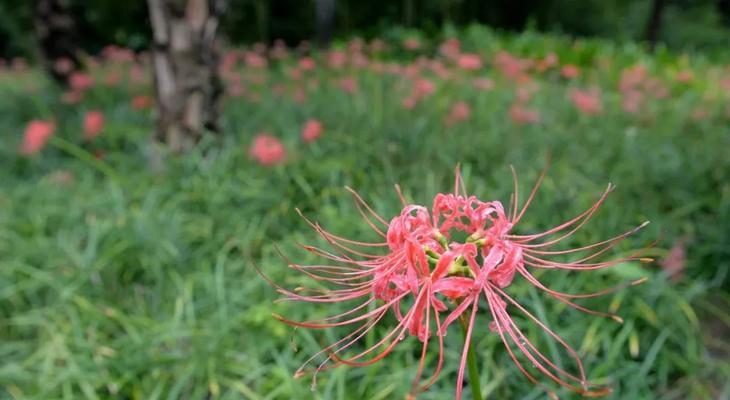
494;51;532;81
472;78;494;91
660;237;688;282
69;72;94;91
61;90;84;104
403;38;421;50
509;103;540;125
339;77;358;94
20;120;55;155
301;119;323;143
129;65;148;85
457;53;482;71
535;52;558;72
250;133;286;166
675;70;694;83
444;101;471;126
410;78;436;102
328;51;347;69
104;70;122;86
622;90;643;114
83;110;105;140
560;64;580;79
53;57;74;74
619;64;647;93
569;88;603;115
131;94;153;110
271;40;289;59
245;51;268;68
299;57;316;71
439;38;461;59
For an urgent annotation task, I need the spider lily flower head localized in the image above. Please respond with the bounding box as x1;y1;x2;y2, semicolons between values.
259;165;650;400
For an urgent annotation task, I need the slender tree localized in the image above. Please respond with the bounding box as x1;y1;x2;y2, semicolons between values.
315;0;335;47
645;0;667;51
32;0;81;85
147;0;226;153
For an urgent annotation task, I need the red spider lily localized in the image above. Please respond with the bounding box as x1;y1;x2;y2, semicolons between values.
259;165;649;399
301;119;323;143
20;119;55;155
428;167;651;399
83;110;105;140
570;88;603;115
249;133;286;166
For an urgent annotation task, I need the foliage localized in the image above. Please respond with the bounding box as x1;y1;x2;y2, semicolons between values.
2;0;730;59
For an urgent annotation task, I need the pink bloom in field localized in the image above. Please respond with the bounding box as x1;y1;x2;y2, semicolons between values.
271;40;289;60
131;94;153;110
509;103;540;125
535;52;558;72
20;120;55;155
622;90;643;114
560;64;580;79
660;237;688;282
83;110;105;140
675;70;694;83
444;101;471;126
69;72;94;91
61;90;83;104
53;57;74;75
301;119;323;143
569;88;603;115
619;64;647;93
250;133;286;166
403;38;421;50
328;50;347;69
457;53;482;70
472;77;494;91
494;51;532;81
244;51;268;68
104;70;122;86
298;57;316;71
339;77;358;94
129;65;148;85
261;167;649;400
12;57;28;72
439;38;461;59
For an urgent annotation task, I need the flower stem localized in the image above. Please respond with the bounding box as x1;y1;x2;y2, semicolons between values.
460;314;484;400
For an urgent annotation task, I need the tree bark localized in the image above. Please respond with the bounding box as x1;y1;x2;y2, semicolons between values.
315;0;335;47
147;0;225;153
32;0;81;86
644;0;667;51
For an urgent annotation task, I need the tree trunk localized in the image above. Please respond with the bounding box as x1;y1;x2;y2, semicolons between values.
403;0;414;27
147;0;225;153
644;0;667;51
32;0;81;86
315;0;335;47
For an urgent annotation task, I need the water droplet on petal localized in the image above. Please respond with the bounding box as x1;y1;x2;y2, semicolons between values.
488;321;498;333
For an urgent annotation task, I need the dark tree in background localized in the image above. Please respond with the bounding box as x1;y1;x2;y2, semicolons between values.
315;0;336;47
32;0;81;85
147;0;226;153
645;0;667;51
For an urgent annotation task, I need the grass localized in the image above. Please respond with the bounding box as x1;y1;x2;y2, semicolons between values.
1;26;729;399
